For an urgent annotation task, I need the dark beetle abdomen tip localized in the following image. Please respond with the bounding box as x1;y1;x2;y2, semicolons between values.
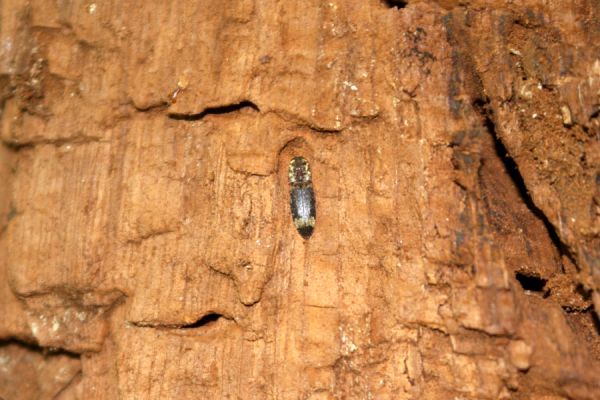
297;225;314;239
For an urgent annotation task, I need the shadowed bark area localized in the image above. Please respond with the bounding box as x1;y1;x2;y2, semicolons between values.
0;0;599;399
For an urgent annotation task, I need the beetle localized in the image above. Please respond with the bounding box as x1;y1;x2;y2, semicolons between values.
288;156;316;239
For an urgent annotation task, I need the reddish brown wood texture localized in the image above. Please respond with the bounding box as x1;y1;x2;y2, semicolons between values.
0;1;599;399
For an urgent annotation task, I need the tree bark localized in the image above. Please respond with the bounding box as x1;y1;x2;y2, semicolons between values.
1;0;599;399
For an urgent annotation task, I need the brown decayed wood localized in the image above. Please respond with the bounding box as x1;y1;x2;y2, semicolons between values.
0;0;599;399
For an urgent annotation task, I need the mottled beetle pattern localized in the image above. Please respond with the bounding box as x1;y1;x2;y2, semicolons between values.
288;157;316;239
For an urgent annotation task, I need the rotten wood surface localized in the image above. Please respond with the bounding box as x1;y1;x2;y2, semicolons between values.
0;1;599;399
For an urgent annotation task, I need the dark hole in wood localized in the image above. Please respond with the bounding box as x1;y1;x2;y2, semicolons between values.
169;100;259;121
515;272;547;292
575;283;592;301
382;0;408;9
591;310;600;336
181;313;223;329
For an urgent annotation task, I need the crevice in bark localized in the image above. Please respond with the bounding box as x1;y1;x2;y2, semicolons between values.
480;107;576;264
592;310;600;335
132;101;170;113
381;0;408;9
180;313;223;329
0;338;81;358
128;312;233;330
1;140;28;151
168;100;259;121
